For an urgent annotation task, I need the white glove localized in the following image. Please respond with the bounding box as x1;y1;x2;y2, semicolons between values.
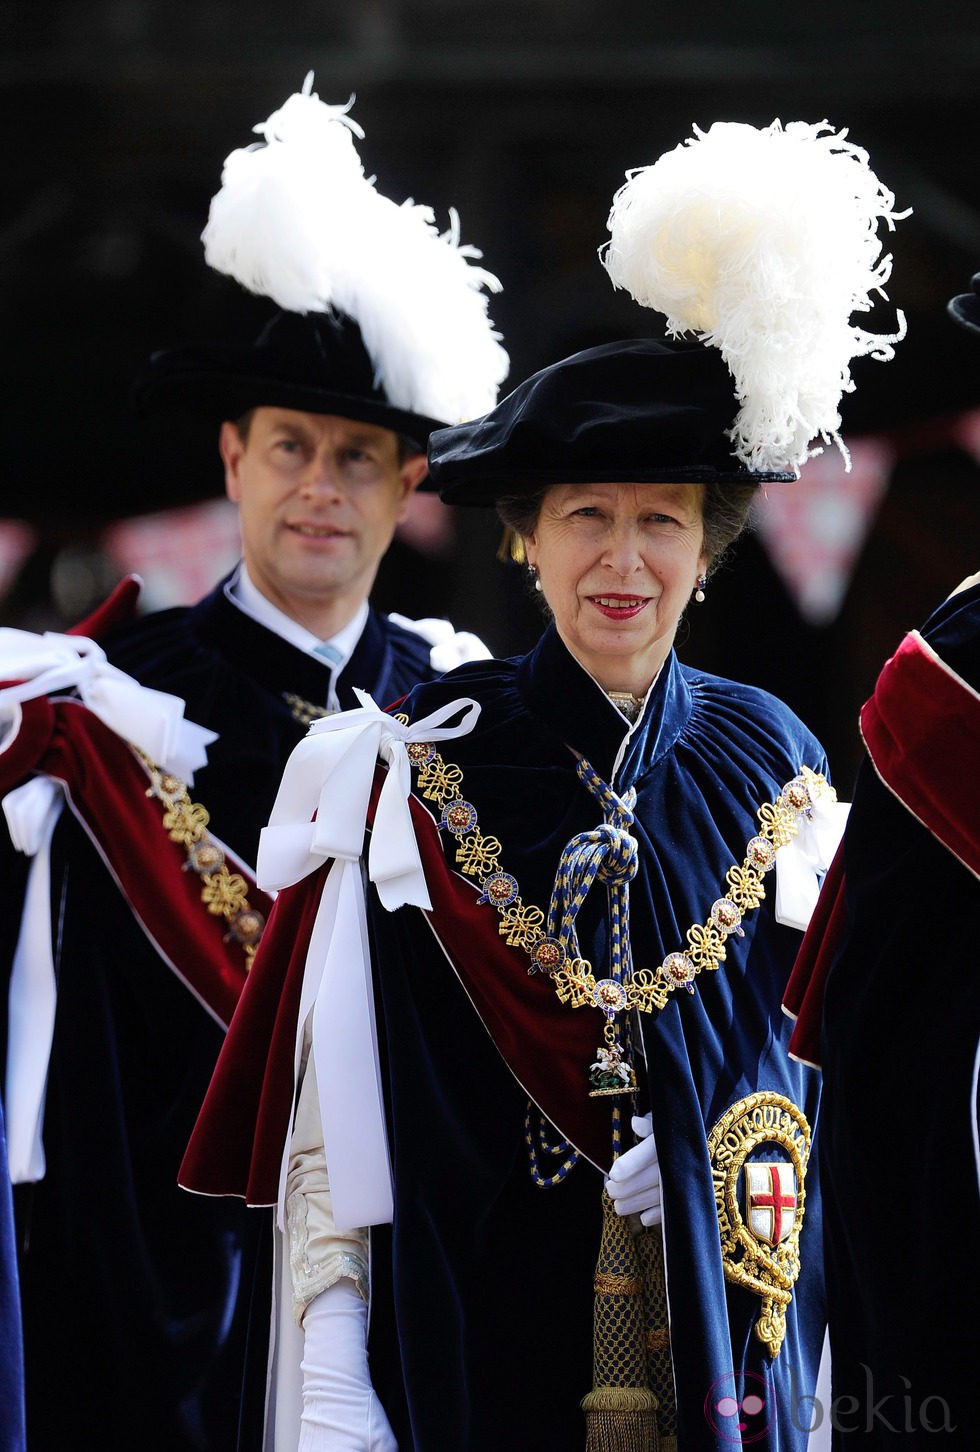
299;1279;398;1452
605;1113;662;1227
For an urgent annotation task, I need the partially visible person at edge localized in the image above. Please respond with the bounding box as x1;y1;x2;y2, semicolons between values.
0;79;507;1452
179;119;905;1450
0;1096;23;1452
783;271;980;1448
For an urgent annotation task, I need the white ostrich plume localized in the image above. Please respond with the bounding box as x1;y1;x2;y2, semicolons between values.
601;119;909;474
202;74;509;424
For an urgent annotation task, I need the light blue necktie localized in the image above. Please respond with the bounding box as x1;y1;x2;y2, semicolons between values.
313;641;344;666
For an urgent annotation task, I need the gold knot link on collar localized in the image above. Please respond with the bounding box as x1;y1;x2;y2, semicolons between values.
134;747;265;968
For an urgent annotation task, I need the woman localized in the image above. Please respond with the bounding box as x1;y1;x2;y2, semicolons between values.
181;119;904;1451
182;339;842;1452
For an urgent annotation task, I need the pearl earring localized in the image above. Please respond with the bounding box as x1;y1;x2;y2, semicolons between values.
530;564;543;593
694;573;707;603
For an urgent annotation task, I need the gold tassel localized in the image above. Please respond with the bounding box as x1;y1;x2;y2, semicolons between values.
582;1397;659;1452
581;1191;659;1452
634;1224;676;1445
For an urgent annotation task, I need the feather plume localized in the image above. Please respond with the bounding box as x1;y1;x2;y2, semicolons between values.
202;74;509;423
601;119;909;474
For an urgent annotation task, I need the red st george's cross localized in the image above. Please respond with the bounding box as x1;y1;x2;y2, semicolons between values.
745;1162;797;1246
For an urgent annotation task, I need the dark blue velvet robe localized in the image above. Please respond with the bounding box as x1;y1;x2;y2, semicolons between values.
1;574;438;1452
819;578;980;1447
0;1096;25;1452
367;623;827;1451
105;576;435;857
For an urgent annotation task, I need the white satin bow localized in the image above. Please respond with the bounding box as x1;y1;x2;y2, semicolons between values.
257;689;481;910
0;628;217;784
263;691;482;1233
386;612;492;673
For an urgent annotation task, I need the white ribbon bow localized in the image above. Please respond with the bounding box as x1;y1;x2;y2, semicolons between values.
0;628;217;784
386;612;492;673
258;689;481;910
264;691;481;1233
775;793;850;931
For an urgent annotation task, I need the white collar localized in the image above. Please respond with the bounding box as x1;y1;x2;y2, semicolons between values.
227;565;369;669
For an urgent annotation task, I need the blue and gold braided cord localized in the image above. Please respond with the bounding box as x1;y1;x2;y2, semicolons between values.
610;1099;623;1159
525;1103;581;1186
546;760;638;975
528;756;640;1189
524;1089;624;1189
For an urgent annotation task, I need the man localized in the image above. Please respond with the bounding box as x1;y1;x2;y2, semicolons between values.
221;405;424;648
109;301;496;850
1;79;507;1452
783;277;980;1445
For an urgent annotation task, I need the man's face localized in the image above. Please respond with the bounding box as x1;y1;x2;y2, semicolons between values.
220;407;427;635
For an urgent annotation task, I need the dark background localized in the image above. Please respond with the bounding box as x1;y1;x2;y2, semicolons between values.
2;1;979;784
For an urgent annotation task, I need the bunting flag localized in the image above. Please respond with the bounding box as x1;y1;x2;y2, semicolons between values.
0;522;37;596
102;498;242;610
951;404;980;464
751;436;895;626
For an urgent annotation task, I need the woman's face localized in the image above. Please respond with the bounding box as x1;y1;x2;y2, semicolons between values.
524;481;707;695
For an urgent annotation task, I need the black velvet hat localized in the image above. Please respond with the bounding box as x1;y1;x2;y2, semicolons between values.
131;309;446;451
428;337;795;506
948;272;980;337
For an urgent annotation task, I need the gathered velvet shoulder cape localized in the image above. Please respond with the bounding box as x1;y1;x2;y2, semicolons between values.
185;623;829;1452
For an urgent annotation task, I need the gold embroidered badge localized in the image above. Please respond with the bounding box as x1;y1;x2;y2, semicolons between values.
707;1092;810;1358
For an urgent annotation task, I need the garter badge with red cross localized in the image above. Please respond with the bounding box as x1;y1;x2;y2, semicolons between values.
745;1162;798;1247
707;1092;811;1358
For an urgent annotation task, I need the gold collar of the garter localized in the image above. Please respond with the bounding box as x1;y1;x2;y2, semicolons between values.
398;716;835;1094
